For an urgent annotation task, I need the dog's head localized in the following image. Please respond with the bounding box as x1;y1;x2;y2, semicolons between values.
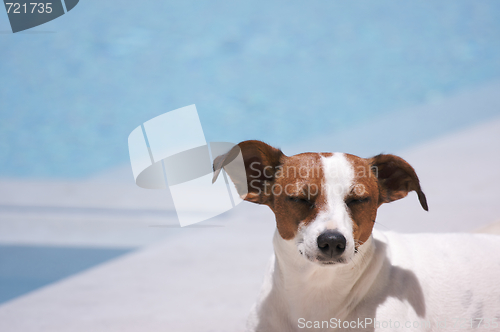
213;140;428;266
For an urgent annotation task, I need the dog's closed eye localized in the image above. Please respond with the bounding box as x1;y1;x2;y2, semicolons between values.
288;196;315;209
345;197;370;207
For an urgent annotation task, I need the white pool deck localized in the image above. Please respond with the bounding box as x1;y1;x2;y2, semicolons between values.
1;93;500;331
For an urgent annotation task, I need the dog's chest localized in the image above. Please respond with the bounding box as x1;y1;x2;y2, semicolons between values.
275;267;366;327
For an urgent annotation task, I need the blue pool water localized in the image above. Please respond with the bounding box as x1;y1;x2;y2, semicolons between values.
0;245;132;304
1;1;500;178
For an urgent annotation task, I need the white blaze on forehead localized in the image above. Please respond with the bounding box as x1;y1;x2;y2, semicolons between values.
320;153;355;230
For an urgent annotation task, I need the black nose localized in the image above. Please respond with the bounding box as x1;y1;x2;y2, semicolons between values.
317;230;346;257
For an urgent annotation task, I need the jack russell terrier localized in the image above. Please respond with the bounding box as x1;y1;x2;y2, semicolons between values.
213;140;500;332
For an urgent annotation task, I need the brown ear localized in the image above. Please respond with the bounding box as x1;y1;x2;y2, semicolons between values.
369;154;428;211
213;140;284;204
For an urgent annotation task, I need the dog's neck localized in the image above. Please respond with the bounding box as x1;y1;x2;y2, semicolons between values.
272;230;384;321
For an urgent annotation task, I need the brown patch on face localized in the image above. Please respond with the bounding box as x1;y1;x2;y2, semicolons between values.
269;153;329;240
213;141;330;240
344;154;380;247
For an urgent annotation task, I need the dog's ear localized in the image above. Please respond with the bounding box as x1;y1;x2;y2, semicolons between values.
369;154;428;211
213;140;284;204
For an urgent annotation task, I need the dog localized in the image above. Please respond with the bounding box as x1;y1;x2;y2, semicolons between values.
213;140;500;332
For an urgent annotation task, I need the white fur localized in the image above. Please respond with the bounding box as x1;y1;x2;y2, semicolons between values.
247;155;500;332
